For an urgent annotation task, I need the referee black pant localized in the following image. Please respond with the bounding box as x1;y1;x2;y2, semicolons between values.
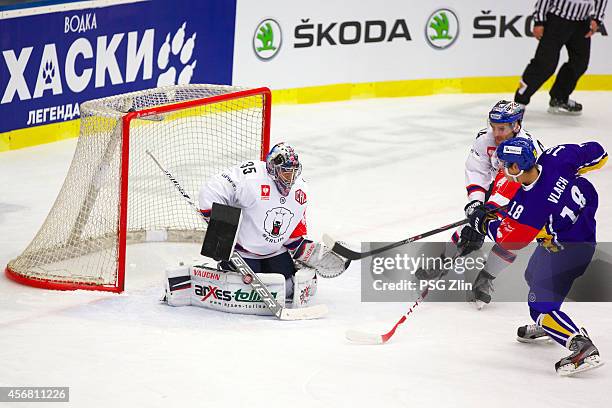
515;13;591;105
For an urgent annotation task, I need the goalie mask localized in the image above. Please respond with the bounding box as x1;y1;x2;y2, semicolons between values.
266;143;302;196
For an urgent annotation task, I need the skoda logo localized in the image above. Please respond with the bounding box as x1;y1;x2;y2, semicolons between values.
425;9;459;49
253;19;282;60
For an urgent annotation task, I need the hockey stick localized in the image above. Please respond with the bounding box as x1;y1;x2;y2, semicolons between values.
323;206;507;260
346;285;431;345
344;206;509;344
346;253;465;344
146;150;327;321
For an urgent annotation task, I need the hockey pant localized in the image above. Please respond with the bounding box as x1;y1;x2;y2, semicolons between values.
219;251;296;279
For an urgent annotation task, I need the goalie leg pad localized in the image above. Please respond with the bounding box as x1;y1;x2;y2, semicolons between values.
163;264;193;307
190;263;286;315
292;266;318;307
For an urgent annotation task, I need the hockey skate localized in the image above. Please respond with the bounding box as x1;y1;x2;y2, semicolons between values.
548;98;582;115
555;329;604;376
516;324;551;343
467;269;495;309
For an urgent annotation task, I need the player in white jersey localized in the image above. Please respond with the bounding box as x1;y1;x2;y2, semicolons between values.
418;101;544;307
198;142;347;296
161;143;347;314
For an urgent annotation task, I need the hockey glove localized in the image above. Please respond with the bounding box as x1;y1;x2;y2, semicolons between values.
456;226;485;256
464;200;483;218
465;202;497;235
292;239;351;278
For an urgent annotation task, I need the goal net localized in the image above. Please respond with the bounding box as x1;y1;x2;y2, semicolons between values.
6;84;271;292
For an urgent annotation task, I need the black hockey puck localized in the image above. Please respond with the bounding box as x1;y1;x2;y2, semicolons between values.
243;274;253;284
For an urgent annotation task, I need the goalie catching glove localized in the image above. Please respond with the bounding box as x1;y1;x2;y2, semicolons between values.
291;239;351;278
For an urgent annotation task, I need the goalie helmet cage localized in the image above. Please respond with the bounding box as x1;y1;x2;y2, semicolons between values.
5;84;271;293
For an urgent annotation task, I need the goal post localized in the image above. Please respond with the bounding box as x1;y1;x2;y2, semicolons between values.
6;84;271;293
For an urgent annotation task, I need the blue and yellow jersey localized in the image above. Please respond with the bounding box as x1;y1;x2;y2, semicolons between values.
487;142;607;251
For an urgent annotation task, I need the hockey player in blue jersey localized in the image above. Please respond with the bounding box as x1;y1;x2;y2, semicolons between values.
466;137;608;376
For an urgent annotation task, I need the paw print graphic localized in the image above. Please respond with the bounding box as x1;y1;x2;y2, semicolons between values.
157;22;197;86
42;61;55;84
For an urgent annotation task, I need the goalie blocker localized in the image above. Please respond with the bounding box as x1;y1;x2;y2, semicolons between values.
201;202;242;261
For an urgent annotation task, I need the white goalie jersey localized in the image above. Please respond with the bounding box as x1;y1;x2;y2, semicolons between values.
465;128;545;202
198;160;308;259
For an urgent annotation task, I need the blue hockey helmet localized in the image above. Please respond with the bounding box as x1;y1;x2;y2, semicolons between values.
488;100;525;124
497;137;538;171
266;142;302;196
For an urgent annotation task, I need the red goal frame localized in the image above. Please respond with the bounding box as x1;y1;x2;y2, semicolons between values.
6;87;271;293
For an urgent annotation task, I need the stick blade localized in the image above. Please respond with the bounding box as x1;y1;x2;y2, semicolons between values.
345;329;385;345
280;304;328;320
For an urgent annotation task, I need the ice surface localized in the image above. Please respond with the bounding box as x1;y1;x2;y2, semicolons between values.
1;91;611;407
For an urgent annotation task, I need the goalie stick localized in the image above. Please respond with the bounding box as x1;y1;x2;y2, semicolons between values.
146;150;327;321
323;206;507;260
